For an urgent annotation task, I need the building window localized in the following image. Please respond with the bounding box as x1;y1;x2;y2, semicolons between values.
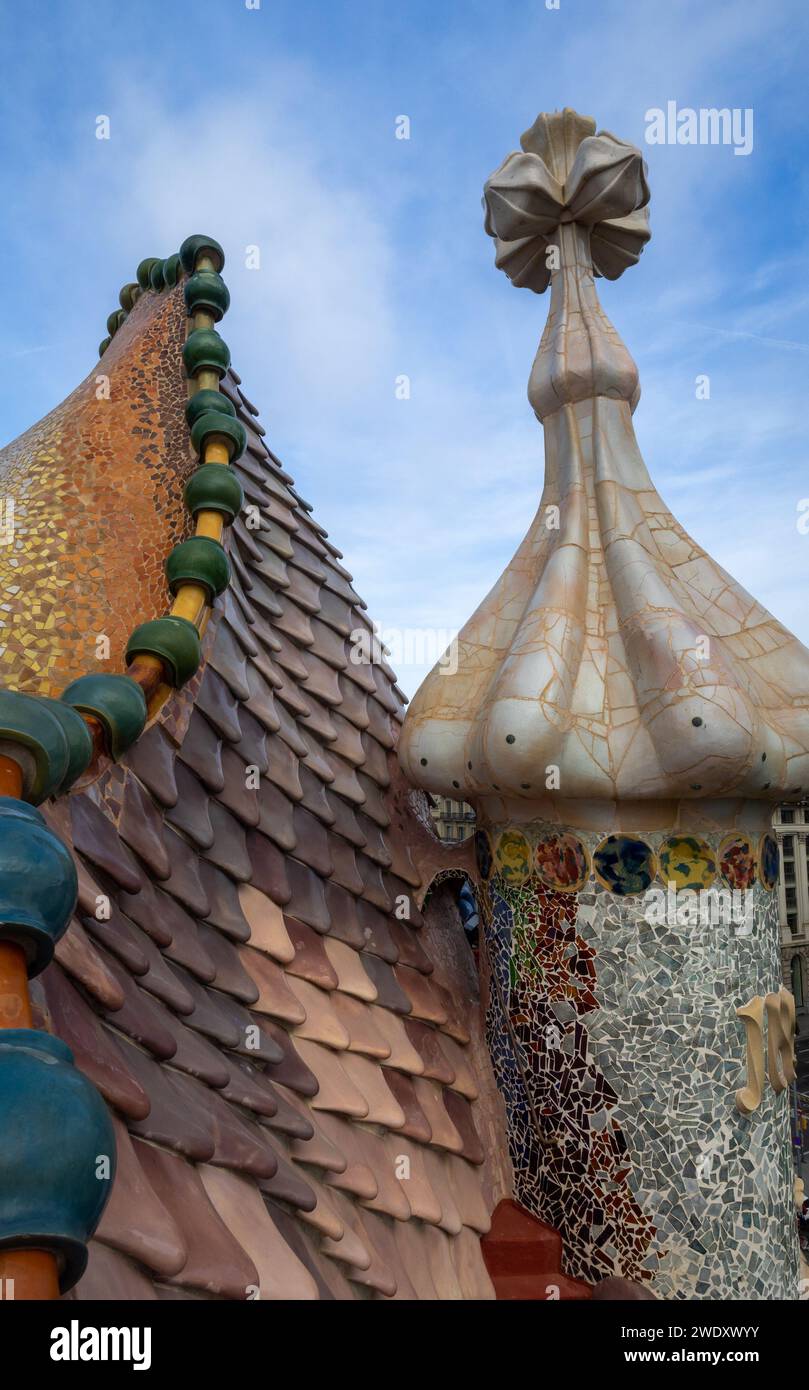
788;911;798;932
792;955;804;1007
783;834;794;856
782;808;795;824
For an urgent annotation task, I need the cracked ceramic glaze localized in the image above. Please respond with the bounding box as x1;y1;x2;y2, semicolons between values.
402;108;802;1300
399;108;809;828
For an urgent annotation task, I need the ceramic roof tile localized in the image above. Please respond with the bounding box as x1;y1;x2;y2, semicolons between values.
202;801;252;881
178;710;225;791
442;1089;486;1165
394;964;449;1025
353;1129;411;1222
134;1141;259;1298
256;777;298;850
421;1149;464;1237
117;771;171;879
197;923;259;1003
201;1173;318;1301
445;1159;491;1238
123;722;179;808
283;1095;347;1173
292;1038;369;1118
450;1226;497;1300
196;666;242;742
418;1222;465;1299
411;1078;464;1154
240;945;307;1026
159;1016;231;1089
392;1220;441;1299
290;805;333;876
359;953;411;1014
115;880;173;949
338;1051;406;1129
388;920;434;975
40;964;149;1118
324;936;377;1001
289;976;350;1049
324;793;366;848
294;1177;350;1243
329;989;391;1060
71;1243;159;1301
297;763;336;824
244;661;282;732
232;707;270;771
217;747;261;826
327;838;364;896
167;761;215;847
198;861;252;942
260;1021;319;1096
168;967;242;1050
53;918;127;1010
380;1134;443;1226
96;1116;188;1277
81;895;148;973
438;1033;479;1101
366;1005;425;1076
97;954;179;1060
159;826;211;917
218;1053;281;1116
381;1067;432;1143
258;1133;317;1212
268;1206;353;1301
71;795;144;893
355;899;398;963
285;914;339;989
238;884;295;962
246;829;292;904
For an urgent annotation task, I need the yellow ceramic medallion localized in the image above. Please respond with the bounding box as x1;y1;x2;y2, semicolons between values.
494;829;531;885
658;835;716;892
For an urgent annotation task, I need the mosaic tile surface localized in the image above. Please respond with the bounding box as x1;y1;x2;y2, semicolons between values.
478;819;798;1299
0;287;192;695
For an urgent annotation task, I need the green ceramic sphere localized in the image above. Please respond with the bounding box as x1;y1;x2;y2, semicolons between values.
40;699;93;792
60;674;147;761
98;337;111;358
165;537;230;601
182;328;231;380
184;271;230;322
106;309;126;336
183;464;243;524
162;253;182;288
190;411;246;462
179;234;225;275
149;259;166;292
125;616;202;688
185;389;236;429
119;282;139;312
0;690;72;804
136;257;159;290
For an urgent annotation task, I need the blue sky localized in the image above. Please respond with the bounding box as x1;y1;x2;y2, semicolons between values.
1;0;808;694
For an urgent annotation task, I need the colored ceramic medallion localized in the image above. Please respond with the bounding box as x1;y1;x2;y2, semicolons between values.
493;829;531;885
718;834;756;890
759;834;780;891
535;831;590;893
593;834;656;896
658;835;716;892
475;829;493;881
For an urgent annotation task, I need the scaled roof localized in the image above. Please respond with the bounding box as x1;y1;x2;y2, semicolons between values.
1;263;507;1300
